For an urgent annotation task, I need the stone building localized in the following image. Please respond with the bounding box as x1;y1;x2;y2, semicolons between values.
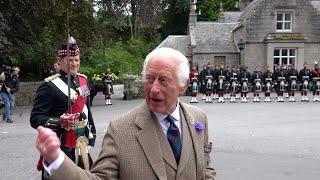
158;0;320;71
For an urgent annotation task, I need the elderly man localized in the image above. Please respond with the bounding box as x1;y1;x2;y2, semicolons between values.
36;47;216;179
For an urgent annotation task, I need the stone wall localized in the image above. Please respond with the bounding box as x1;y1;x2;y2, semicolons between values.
193;53;240;68
15;81;42;106
244;0;320;42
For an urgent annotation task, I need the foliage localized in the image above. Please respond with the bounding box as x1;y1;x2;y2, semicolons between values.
123;86;139;95
198;0;239;21
80;37;159;83
0;0;238;81
160;0;189;37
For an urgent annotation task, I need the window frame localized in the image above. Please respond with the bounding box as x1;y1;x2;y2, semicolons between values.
275;12;293;32
273;48;296;70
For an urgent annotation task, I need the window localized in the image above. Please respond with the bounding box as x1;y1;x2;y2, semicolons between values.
273;48;296;70
276;13;292;32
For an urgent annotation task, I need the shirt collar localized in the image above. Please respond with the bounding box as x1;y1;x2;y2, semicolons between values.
154;100;180;122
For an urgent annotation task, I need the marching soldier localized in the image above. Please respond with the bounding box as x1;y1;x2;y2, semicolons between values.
263;65;273;102
299;62;311;102
189;65;199;103
287;64;299;102
229;66;239;103
239;66;251;102
102;67;116;105
200;64;207;100
204;63;215;103
251;65;263;102
30;42;96;179
311;63;320;102
274;64;287;102
216;63;227;103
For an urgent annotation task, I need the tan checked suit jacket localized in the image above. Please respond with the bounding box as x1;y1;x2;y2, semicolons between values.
50;102;216;180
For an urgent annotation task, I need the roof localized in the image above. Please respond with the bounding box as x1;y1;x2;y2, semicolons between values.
193;22;238;53
156;35;190;55
239;0;259;22
311;0;320;12
219;11;243;22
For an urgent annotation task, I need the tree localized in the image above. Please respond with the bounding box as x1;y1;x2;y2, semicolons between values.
160;0;189;37
198;0;239;21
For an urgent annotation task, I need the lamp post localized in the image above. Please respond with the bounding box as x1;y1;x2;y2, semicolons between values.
237;39;245;65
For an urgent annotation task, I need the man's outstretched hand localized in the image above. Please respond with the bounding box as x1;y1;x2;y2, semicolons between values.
36;126;61;164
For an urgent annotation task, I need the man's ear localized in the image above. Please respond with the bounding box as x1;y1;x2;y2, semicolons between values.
179;79;190;95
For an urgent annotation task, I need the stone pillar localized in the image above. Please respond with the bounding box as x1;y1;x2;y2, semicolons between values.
123;76;136;100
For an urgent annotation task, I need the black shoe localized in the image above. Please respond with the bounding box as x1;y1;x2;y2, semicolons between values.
7;119;13;123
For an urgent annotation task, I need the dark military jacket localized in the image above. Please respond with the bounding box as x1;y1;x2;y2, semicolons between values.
30;71;96;147
274;69;287;82
299;68;311;82
287;69;299;82
239;70;251;83
263;71;274;84
251;71;263;84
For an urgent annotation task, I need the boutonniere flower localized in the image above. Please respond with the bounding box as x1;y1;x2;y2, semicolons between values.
194;121;205;132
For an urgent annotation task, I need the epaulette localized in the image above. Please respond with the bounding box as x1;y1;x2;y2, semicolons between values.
44;74;60;82
77;73;87;79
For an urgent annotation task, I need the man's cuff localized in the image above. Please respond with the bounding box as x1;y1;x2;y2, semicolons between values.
42;150;64;175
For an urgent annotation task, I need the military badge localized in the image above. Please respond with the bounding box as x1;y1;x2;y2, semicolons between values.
77;85;90;97
204;142;212;154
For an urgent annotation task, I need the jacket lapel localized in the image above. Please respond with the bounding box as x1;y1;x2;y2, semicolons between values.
179;102;204;180
176;107;192;174
135;103;167;179
153;115;178;171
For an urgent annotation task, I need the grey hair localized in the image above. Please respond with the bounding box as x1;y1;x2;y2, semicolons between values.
142;47;190;87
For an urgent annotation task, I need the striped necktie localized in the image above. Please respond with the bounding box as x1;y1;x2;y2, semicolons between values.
165;115;182;164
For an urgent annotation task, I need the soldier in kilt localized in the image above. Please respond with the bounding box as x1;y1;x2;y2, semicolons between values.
251;65;263;102
216;64;227;103
263;66;273;102
204;64;215;103
311;63;320;102
239;66;251;103
102;67;116;105
287;64;299;102
299;62;311;102
274;65;287;102
189;65;199;103
229;66;239;103
200;64;207;100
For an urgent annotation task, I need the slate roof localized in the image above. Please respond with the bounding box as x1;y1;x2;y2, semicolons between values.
311;0;320;12
157;35;190;56
239;0;259;22
219;11;243;22
193;22;238;53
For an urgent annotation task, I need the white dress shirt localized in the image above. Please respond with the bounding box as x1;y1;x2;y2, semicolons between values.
153;102;182;137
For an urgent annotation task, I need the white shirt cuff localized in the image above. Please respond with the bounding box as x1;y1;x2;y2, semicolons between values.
42;150;65;175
